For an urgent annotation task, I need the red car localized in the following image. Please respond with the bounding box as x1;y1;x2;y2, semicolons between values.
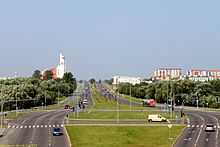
143;99;156;107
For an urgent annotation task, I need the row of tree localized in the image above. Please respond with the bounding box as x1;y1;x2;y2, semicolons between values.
117;80;220;108
0;71;77;111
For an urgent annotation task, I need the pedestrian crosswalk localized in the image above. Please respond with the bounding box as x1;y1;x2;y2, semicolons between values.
7;124;64;129
187;124;220;129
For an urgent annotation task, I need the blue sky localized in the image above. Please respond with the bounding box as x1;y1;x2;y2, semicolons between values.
0;0;220;80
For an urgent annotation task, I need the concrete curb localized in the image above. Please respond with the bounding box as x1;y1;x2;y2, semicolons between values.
171;126;187;147
64;126;72;147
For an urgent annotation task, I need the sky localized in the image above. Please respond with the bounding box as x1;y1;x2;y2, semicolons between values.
0;0;220;80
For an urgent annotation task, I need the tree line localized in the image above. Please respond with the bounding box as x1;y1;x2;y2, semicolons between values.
117;80;220;108
0;71;77;111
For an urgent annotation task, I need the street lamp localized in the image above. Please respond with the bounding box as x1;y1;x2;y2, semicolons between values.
129;84;132;111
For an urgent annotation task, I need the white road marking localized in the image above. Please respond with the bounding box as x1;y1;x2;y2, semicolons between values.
61;124;64;127
41;125;43;128
56;124;59;127
33;125;35;128
12;126;15;128
45;125;47;128
24;126;27;129
194;114;205;147
187;125;190;128
20;126;23;129
16;126;19;129
209;115;219;147
49;125;51;128
29;126;32;129
37;125;39;128
53;125;55;127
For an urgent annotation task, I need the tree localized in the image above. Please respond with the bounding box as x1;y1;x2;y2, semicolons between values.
42;70;53;80
89;78;96;84
32;70;41;79
62;72;77;92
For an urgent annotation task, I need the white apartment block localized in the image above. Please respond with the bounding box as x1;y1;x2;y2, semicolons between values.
153;68;182;81
187;69;220;81
113;76;142;85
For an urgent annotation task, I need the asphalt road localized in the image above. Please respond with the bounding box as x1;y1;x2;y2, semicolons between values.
174;110;220;147
0;110;69;147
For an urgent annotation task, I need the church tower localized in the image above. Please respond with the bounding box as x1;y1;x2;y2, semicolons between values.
56;53;66;78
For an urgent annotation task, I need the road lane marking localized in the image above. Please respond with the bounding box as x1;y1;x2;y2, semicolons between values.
20;126;23;129
209;115;219;147
45;125;47;128
37;125;39;128
33;125;35;128
53;125;55;127
61;124;64;127
41;125;43;128
24;126;27;128
16;126;19;129
49;125;51;128
187;125;190;128
194;114;205;147
56;124;59;127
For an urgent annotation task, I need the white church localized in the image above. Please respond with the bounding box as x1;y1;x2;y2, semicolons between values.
42;53;66;79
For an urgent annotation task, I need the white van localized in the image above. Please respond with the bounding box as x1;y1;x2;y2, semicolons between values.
148;114;167;122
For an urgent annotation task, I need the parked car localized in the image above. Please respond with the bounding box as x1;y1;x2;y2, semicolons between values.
148;114;167;122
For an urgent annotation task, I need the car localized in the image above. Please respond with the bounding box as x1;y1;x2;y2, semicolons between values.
53;127;63;136
64;105;70;109
205;124;215;132
83;99;88;105
148;114;167;122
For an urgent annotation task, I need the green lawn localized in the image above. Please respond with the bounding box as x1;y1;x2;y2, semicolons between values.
91;87;150;110
69;88;177;120
66;126;184;147
69;111;175;120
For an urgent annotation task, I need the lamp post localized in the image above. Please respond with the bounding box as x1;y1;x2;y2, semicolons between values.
129;84;132;111
116;84;119;124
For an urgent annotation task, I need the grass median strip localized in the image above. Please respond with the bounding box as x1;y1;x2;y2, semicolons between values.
66;126;184;147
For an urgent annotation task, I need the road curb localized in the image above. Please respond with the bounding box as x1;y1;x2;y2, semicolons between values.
64;126;72;147
171;126;187;147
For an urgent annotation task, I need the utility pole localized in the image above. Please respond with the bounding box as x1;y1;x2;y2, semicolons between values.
44;91;47;110
130;84;132;111
15;86;18;117
58;87;60;105
170;82;173;119
117;83;119;124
